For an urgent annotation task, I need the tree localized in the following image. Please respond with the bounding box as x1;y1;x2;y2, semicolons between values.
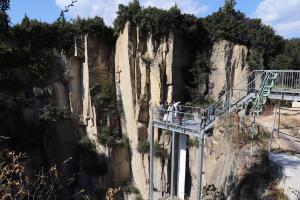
0;0;10;12
58;0;78;21
271;39;300;70
189;51;211;104
223;0;236;14
0;0;10;31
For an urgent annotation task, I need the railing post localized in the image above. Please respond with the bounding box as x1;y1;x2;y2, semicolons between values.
250;114;256;157
228;89;232;113
268;107;277;154
149;121;154;200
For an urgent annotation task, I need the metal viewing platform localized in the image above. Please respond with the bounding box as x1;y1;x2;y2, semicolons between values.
149;70;300;200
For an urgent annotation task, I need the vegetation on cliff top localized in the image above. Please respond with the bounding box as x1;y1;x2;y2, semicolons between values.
0;14;113;91
1;0;299;98
113;0;300;105
114;0;299;70
203;0;285;70
114;0;208;45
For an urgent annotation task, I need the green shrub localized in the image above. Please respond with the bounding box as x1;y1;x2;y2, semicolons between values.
122;182;144;200
123;185;140;194
98;127;115;147
40;105;72;122
188;138;199;148
90;82;114;110
154;143;168;158
135;194;143;200
137;140;168;158
137;140;149;154
78;135;94;150
97;127;129;148
78;136;108;176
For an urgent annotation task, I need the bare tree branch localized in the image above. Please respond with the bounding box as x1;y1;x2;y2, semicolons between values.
58;0;78;21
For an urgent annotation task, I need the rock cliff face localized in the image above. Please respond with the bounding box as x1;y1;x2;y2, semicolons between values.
187;40;251;199
26;31;253;199
1;22;254;199
209;40;249;100
19;34;129;197
66;35;111;135
200;116;285;200
63;35;130;189
113;22;252;198
115;22;188;198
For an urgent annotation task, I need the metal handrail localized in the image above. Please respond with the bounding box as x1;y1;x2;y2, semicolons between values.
152;70;300;134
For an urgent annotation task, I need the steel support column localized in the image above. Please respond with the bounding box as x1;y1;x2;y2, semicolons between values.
177;134;187;199
170;131;176;198
149;122;154;200
196;132;204;200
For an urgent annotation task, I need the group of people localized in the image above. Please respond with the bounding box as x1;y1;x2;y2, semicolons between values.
158;101;183;125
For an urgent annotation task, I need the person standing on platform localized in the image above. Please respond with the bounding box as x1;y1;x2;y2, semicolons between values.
174;101;183;125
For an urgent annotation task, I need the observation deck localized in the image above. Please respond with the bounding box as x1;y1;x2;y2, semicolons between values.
149;70;300;200
151;70;300;136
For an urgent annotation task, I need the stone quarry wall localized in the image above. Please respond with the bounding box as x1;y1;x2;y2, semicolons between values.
209;40;249;101
53;34;251;199
63;35;130;188
23;34;130;197
115;22;188;199
187;40;251;199
9;29;252;199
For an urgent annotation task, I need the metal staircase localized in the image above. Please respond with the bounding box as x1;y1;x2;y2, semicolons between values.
252;72;278;115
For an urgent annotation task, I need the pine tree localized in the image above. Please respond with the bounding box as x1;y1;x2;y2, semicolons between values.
223;0;236;14
0;0;10;31
0;0;10;12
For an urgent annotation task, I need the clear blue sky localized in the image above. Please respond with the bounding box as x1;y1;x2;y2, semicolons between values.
7;0;300;38
7;0;261;24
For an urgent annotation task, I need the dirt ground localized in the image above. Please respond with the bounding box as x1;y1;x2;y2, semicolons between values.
256;107;300;153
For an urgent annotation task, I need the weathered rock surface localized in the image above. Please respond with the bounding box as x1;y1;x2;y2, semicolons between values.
115;22;188;199
63;35;130;189
187;115;286;200
209;40;249;101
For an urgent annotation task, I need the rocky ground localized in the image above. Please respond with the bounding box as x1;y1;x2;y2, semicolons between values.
257;107;300;199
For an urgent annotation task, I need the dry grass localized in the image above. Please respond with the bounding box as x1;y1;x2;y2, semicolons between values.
0;150;83;200
105;187;121;200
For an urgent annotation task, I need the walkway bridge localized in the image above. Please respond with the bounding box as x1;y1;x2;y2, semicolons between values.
149;70;300;200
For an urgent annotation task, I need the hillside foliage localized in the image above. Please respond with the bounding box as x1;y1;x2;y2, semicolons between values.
114;0;208;44
0;16;113;92
113;0;300;104
271;39;300;70
203;1;284;70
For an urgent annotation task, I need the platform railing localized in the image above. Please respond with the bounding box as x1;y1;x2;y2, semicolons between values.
256;70;300;93
152;70;300;133
203;70;300;127
152;107;204;134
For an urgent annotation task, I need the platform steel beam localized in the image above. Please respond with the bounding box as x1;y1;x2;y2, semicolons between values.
196;130;204;200
149;122;154;200
170;130;176;198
